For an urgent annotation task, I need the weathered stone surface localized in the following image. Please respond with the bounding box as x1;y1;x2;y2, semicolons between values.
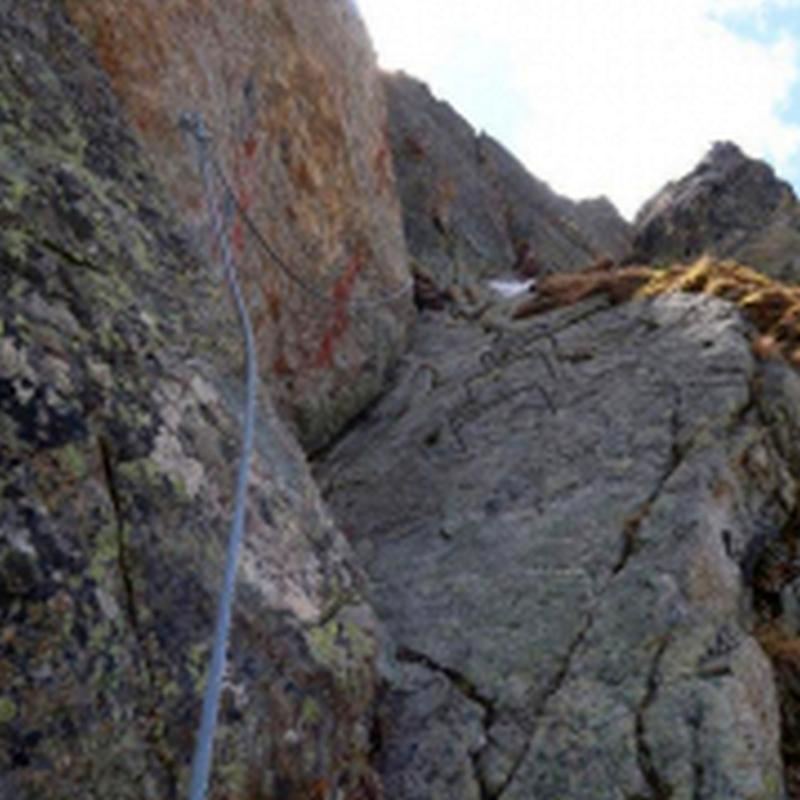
633;141;800;282
477;134;633;270
384;72;632;289
0;4;381;797
8;2;800;798
318;290;793;798
745;362;800;798
384;73;515;284
62;0;414;451
575;196;636;265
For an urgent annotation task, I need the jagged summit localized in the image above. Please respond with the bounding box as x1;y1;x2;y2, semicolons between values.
383;71;633;288
698;139;749;170
635;141;776;227
573;195;633;262
633;140;800;280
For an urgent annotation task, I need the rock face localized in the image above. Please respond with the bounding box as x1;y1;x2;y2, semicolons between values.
384;72;633;287
574;196;636;265
62;0;414;451
633;141;800;282
6;0;800;797
0;4;381;797
317;289;794;798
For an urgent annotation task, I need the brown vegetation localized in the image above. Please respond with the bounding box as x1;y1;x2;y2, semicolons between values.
513;257;800;367
512;262;653;318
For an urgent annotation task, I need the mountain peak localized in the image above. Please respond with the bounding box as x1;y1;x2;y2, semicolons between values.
632;141;800;279
700;139;747;168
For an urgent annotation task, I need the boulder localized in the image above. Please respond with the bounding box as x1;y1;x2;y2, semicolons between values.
62;0;414;451
0;4;381;797
317;286;795;798
633;141;800;283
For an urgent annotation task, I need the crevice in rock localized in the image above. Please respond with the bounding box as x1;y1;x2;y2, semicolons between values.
490;298;616;357
394;646;498;799
491;608;596;799
97;433;180;791
634;636;673;800
315;590;364;629
450;377;558;444
395;645;496;721
96;434;152;686
97;437;138;630
689;708;705;800
614;505;648;576
749;368;799;517
40;237;106;273
613;395;685;577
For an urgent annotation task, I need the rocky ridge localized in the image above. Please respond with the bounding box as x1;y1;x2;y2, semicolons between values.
633;141;800;283
384;72;632;290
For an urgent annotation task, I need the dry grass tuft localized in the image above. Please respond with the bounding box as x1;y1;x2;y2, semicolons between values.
513;256;800;367
512;265;653;319
756;622;800;664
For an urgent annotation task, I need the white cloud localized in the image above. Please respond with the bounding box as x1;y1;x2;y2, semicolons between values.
358;0;800;219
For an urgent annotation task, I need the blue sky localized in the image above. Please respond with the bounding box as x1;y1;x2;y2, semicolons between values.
357;0;800;220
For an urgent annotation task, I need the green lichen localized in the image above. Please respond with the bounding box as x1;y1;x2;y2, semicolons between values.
162;680;182;702
168;472;188;499
1;228;29;264
343;619;374;663
114;402;155;432
117;457;165;490
300;696;321;727
0;165;29;210
88;522;123;585
307;615;375;695
307;619;341;666
762;770;782;799
125;227;159;276
55;443;88;479
0;697;17;724
187;642;210;693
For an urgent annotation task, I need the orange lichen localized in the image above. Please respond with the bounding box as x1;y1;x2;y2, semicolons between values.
757;622;800;672
404;134;426;160
311;243;367;369
242;135;258;159
272;353;292;376
373;136;393;194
